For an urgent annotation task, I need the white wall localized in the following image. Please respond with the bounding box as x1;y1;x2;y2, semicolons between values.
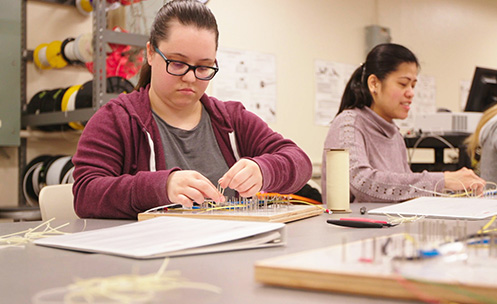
2;0;497;206
378;0;497;111
208;0;376;168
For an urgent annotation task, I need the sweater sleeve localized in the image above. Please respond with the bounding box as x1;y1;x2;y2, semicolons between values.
323;112;444;203
72;103;176;219
227;103;312;194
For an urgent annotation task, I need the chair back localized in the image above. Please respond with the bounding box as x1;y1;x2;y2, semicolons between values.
38;183;79;221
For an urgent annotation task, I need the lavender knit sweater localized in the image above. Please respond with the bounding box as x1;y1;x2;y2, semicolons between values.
321;107;444;203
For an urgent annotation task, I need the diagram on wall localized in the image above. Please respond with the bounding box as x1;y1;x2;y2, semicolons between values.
314;60;357;126
211;48;277;123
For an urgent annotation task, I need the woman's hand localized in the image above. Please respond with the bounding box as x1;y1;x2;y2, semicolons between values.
166;170;224;207
443;167;486;193
219;159;263;197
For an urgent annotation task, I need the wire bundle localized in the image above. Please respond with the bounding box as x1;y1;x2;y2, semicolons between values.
32;258;222;304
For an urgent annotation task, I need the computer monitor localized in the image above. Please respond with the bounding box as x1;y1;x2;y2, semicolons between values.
465;67;497;112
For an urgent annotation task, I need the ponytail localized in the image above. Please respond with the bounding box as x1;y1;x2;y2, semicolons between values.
337;64;372;115
135;61;151;90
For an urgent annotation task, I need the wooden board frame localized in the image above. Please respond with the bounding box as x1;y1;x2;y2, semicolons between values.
254;234;497;303
138;204;323;223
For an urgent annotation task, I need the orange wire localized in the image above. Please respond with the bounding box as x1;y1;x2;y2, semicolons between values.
256;192;322;205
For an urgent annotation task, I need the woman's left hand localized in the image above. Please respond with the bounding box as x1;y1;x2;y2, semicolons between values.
218;159;263;197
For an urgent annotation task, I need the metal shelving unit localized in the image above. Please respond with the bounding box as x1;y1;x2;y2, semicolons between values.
17;0;148;206
21;0;148;127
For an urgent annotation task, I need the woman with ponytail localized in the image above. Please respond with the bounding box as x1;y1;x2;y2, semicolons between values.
322;43;484;204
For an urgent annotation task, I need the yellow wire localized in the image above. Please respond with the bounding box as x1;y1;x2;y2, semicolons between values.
478;215;496;234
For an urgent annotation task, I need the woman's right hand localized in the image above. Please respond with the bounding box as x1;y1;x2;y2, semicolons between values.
166;170;225;207
443;167;486;193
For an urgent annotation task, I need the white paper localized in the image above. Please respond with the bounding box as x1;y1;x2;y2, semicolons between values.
368;196;497;220
460;80;471;111
314;60;358;126
211;48;277;123
34;217;285;259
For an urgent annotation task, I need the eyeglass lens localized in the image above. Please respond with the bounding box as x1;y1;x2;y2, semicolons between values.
167;61;217;79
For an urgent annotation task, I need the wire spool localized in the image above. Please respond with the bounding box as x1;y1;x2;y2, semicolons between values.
45;156;73;186
75;77;135;109
37;155;65;195
38;89;60;113
33;43;51;70
45;40;68;69
22;155;51;206
60;37;79;65
61;85;85;130
28;88;73;131
41;88;70;132
27;90;45;115
61;166;75;184
61;85;82;112
34;41;69;70
73;33;93;63
59;158;75;184
75;0;93;16
107;76;135;94
74;80;93;109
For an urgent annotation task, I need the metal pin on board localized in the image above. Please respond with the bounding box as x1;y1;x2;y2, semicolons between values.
342;237;347;263
372;237;377;263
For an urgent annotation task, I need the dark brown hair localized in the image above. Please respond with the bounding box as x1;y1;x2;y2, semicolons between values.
337;43;419;115
135;0;219;89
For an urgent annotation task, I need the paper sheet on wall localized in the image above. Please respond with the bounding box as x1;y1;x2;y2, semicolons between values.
314;60;358;126
460;80;471;111
211;48;277;123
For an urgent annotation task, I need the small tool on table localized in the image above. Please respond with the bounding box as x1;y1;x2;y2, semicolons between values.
327;217;397;228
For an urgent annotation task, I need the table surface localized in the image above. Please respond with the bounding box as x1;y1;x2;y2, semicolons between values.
0;202;490;304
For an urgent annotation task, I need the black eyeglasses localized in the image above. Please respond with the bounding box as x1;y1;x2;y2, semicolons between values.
154;46;219;80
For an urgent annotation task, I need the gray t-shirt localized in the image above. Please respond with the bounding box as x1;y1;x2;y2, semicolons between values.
152;106;236;199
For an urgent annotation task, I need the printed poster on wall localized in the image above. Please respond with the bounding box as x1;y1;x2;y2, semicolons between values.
211;48;277;123
314;60;358;126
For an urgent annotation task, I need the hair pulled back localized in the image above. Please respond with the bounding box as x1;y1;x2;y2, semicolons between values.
465;103;497;162
135;0;219;89
337;43;419;115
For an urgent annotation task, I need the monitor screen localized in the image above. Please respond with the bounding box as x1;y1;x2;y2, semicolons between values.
465;67;497;112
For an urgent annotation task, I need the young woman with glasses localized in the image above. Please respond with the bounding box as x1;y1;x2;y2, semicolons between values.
321;43;485;204
72;0;312;219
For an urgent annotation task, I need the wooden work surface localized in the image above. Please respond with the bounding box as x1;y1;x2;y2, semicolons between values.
138;204;324;223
